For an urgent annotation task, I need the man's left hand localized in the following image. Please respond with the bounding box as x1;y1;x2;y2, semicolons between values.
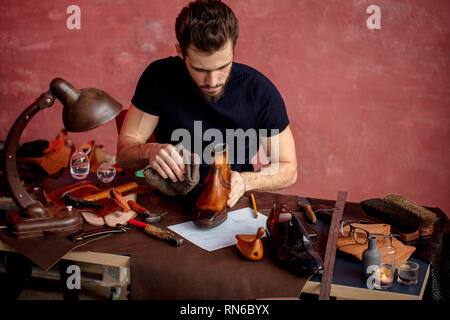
227;171;246;208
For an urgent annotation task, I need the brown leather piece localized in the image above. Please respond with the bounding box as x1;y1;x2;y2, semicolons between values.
80;211;105;226
0;221;111;270
95;188;131;218
43;180;102;207
104;194;138;227
97;198;122;217
337;223;416;269
17;129;71;175
111;188;131;211
44;178;139;219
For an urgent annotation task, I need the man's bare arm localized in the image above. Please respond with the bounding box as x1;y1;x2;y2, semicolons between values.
227;125;297;207
242;125;298;191
117;104;185;182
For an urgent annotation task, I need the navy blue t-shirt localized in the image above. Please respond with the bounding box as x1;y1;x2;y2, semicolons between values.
131;56;289;180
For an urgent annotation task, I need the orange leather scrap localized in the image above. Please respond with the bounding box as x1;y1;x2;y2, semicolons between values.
18;130;72;175
337;223;415;268
96;188;131;217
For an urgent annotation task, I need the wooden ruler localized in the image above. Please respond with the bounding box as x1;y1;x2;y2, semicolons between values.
318;191;348;300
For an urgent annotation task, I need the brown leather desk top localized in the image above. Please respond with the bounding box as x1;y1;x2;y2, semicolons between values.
1;173;448;299
0;174;314;299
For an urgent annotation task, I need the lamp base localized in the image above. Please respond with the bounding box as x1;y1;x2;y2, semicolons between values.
5;207;83;238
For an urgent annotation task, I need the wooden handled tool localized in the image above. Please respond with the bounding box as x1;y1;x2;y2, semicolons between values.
82;182;138;202
129;219;183;247
303;203;317;224
298;198;317;224
128;200;150;215
127;200;165;223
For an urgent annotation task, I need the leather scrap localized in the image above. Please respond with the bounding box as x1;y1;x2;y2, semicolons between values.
337;223;416;268
80;211;105;226
80;193;138;227
96;188;131;217
97;198;123;217
111;188;131;211
104;193;137;227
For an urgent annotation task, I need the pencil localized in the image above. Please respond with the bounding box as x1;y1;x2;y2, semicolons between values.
250;193;258;218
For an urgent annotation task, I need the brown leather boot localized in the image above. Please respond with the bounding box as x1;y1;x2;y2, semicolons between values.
194;144;231;228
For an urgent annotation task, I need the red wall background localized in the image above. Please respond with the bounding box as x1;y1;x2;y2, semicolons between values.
1;0;449;215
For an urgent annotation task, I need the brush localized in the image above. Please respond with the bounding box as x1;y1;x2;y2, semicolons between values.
360;198;422;241
384;193;438;236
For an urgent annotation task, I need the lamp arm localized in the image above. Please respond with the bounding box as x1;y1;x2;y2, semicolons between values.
4;90;56;218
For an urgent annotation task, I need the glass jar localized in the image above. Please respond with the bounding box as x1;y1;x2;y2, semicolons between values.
70;150;90;180
96;163;116;183
375;234;396;289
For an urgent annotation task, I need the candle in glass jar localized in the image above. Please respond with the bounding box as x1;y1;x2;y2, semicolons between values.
379;268;392;285
376;267;394;289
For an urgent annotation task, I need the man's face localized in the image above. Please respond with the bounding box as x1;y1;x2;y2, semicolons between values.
178;40;234;103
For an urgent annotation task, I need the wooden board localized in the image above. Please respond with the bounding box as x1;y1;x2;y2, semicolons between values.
319;191;348;300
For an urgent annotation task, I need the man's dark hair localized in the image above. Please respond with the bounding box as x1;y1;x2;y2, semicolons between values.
175;0;239;56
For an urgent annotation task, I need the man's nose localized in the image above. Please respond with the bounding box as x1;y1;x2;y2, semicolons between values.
205;71;219;87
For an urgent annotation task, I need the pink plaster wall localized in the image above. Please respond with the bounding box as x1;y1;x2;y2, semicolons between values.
1;0;449;215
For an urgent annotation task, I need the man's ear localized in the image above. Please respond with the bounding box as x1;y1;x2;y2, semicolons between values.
175;43;184;59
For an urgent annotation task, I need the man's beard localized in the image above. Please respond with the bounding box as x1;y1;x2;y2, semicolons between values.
198;84;226;103
193;70;231;103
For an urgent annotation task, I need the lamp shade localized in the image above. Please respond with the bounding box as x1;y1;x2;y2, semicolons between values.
50;78;122;132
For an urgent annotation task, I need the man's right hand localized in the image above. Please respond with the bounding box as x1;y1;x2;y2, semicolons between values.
144;143;186;182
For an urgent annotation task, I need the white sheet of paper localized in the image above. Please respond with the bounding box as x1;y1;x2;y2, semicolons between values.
167;207;268;251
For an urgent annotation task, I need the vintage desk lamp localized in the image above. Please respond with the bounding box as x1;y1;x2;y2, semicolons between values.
3;78;122;238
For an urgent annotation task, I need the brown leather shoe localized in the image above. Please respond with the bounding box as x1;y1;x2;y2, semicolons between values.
194;144;231;228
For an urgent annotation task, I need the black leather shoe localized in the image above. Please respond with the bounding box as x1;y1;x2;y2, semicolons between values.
266;203;324;276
